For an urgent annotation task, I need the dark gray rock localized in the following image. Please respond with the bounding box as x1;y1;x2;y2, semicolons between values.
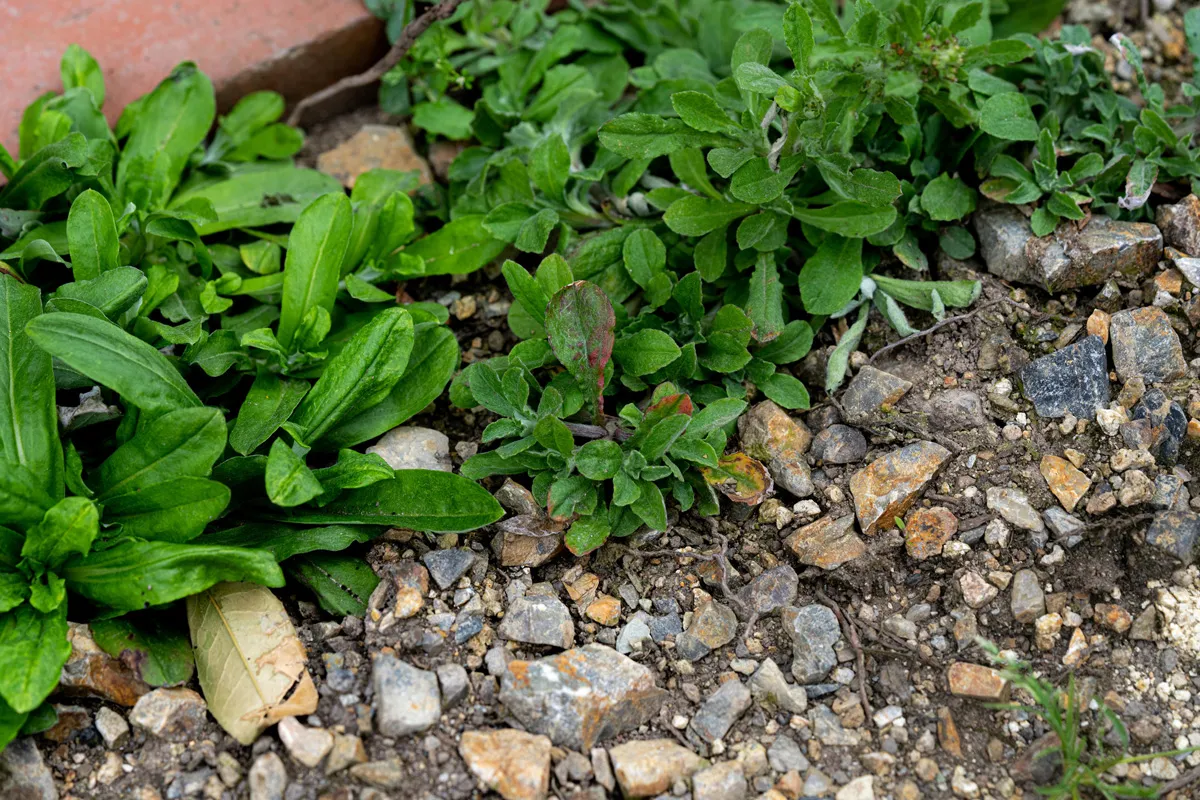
372;655;441;737
1153;475;1189;510
676;598;738;661
767;734;810;773
1043;507;1085;541
0;738;57;800
689;679;751;743
738;565;798;619
422;549;476;590
1131;389;1188;466
842;365;912;423
499;594;575;649
975;206;1161;291
1017;335;1109;420
1156;194;1200;256
1146;511;1200;564
498;644;668;750
925;389;987;431
1111;307;1187;385
810;425;868;463
783;605;841;684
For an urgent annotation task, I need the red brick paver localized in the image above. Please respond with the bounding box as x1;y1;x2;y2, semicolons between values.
0;0;386;150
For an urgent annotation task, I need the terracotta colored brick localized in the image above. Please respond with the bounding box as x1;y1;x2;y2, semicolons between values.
1;0;386;151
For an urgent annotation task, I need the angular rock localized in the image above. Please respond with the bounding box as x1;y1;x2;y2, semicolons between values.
811;704;857;745
850;441;951;536
0;738;57;800
925;389;987;431
676;596;738;661
783;605;841;684
459;729;552;800
615;616;653;654
904;506;958;560
499;594;575;650
492;515;565;567
366;426;451;471
423;548;476;590
608;740;702;798
498;645;667;750
748;658;807;714
947;663;1009;701
975;206;1160;291
784;514;866;570
1044;507;1086;540
837;775;875;800
349;759;405;789
495;479;541;516
249;752;287;800
692;761;747;800
810;424;868;464
586;595;621;627
1039;456;1090;513
986;486;1044;532
278;717;333;768
1146;511;1200;564
959;572;998;609
1017;336;1110;420
738;400;814;498
391;561;428;620
690;679;752;743
1132;388;1188;466
1156;194;1200;255
129;688;207;741
59;622;150;707
372;655;441;737
1110;307;1187;384
325;733;368;775
437;663;470;708
738;565;798;618
842;366;912;423
767;735;810;772
317;125;433;190
94;706;129;748
1010;570;1046;624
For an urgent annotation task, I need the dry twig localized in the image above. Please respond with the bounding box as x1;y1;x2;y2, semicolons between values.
815;588;872;718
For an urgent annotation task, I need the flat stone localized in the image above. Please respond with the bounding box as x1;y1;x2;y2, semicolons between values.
783;605;841;684
0;738;57;800
608;740;703;798
784;514;866;570
960;571;998;609
738;565;798;618
499;644;667;750
975;206;1160;291
810;424;868;464
1010;570;1046;624
1156;194;1200;255
1039;456;1090;513
690;679;752;743
810;704;857;746
1146;510;1200;564
986;486;1044;532
459;729;552;800
615;616;653;654
366;425;450;471
837;775;875;800
372;654;441;737
1110;307;1187;384
692;761;747;800
129;688;207;741
748;658;807;714
249;753;288;800
842;366;912;423
1132;389;1188;466
59;622;150;707
436;663;470;708
495;479;541;516
422;549;476;590
850;441;951;536
1044;507;1085;540
325;733;368;775
947;663;1010;701
586;594;621;627
925;389;987;431
491;515;565;567
904;506;958;560
318;125;433;190
676;596;738;661
94;706;129;748
349;759;406;789
391;561;428;619
499;594;575;650
738;400;813;498
278;717;334;768
1017;335;1110;420
767;734;810;772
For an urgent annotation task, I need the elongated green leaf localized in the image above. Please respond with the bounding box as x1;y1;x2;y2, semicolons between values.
0;603;70;713
278;192;353;349
0;134;88;210
62;540;284;612
287;553;379;616
230;371;310;456
0;695;29;752
51;267;147;319
171;165;343;234
266;440;323;508
546;282;614;419
288;307;414;446
798;235;863;314
94;407;225;500
401;215;507;276
194;523;380;562
746;252;784;342
66;190;118;281
26;312;200;414
279;471;503;531
0;461;56;530
21;497;98;570
664;196;755;236
793;202;897;237
102;477;231;543
90;615;194;687
613;329;681;376
0;276;62;499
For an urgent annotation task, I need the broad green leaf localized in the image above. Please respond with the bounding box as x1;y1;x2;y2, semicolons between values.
401;216;506;276
760;372;810;409
576;440;623;480
0;603;70;713
171;165;342;234
784;3;815;72
733;62;790;95
690;398;748;436
102;477;231;543
598;113;730;158
94;407;226;500
278;471;504;532
21;497;98;570
979;93;1038;141
61;44;106;106
0;134;88;210
63;540;284;613
746;252;784;342
51;267;147;320
0;461;55;530
266;439;323;508
0;696;29;751
671;92;738;134
546;282;615;418
613;329;682;376
630;480;667;531
566;515;611;556
277;192;352;349
287;553;379;617
412;97;475;139
921;174;977;221
66;190;118;280
755;320;813;364
793;202;897;237
664;197;754;236
798;235;862;315
0;276;62;499
91;615;194;687
194;523;379;562
230;371;310;456
26;312;200;414
731;158;786;204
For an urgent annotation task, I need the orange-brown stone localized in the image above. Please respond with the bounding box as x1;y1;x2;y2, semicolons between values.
1039;455;1091;513
904;506;958;560
784;514;866;570
850;441;952;536
459;729;552;800
937;707;963;758
947;662;1010;701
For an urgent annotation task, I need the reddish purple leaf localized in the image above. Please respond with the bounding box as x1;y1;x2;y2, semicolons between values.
546;281;615;420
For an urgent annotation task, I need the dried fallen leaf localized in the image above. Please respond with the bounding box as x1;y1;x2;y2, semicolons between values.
701;452;773;505
186;582;317;744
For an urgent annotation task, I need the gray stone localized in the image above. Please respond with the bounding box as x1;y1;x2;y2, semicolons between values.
883;614;918;640
785;514;866;570
1156;194;1200;256
1153;475;1189;510
975;206;1160;291
738;565;798;619
748;658;808;714
767;734;810;772
498;644;667;750
94;706;129;748
737;400;813;498
783;605;841;684
366;426;451;471
248;752;287;800
492;515;564;567
692;761;748;800
372;654;441;737
1132;389;1188;466
1017;336;1110;420
810;704;857;746
689;679;752;743
676;597;738;662
0;738;57;800
608;740;702;797
810;425;868;464
615;615;653;654
129;687;207;741
436;663;470;708
986;486;1045;532
278;717;334;768
842;366;912;423
1110;308;1187;385
499;594;575;649
1010;570;1045;624
422;549;475;590
1043;507;1085;539
925;389;987;431
1146;511;1200;564
495;479;541;516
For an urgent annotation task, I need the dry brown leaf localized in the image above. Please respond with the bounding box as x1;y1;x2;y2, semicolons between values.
186;582;318;745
